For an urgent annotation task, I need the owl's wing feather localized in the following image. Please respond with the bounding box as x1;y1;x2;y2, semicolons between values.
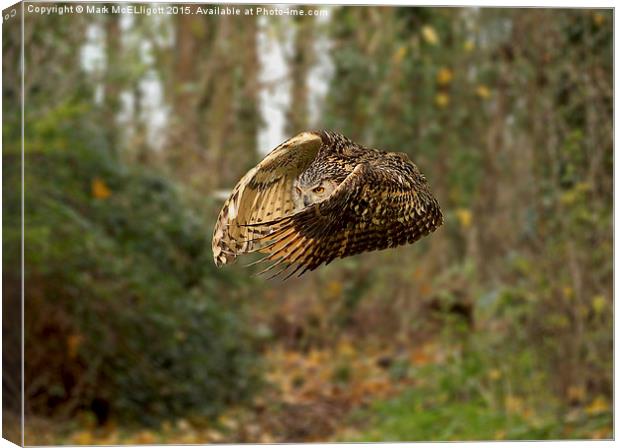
244;155;443;277
212;131;323;266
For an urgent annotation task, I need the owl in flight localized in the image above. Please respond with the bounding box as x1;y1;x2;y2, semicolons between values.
212;131;443;279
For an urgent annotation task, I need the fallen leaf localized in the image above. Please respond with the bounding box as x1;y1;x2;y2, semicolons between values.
586;396;609;415
436;67;453;85
567;385;585;402
505;395;524;414
91;178;112;199
393;46;407;63
488;369;502;381
464;40;475;52
456;208;472;229
67;334;84;359
476;85;491;99
435;93;449;108
71;431;93;445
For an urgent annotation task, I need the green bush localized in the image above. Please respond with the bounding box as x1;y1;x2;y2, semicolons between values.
15;102;259;425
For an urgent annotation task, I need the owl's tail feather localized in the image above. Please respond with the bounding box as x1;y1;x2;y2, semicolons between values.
244;252;273;268
236;216;315;279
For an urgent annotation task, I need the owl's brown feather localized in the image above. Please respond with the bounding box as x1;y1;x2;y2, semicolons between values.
212;131;443;276
241;156;443;278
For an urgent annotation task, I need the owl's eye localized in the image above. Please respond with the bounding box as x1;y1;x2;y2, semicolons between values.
295;186;303;194
313;186;325;194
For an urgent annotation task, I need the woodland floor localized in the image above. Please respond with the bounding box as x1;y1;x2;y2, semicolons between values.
22;334;612;444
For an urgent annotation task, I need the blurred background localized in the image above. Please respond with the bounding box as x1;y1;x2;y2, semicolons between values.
2;4;613;443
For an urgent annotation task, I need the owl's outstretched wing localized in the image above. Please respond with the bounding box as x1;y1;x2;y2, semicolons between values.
244;155;443;279
212;131;324;266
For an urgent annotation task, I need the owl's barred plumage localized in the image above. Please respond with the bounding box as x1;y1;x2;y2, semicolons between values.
212;131;443;278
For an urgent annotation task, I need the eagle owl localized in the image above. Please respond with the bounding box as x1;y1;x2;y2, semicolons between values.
212;131;443;279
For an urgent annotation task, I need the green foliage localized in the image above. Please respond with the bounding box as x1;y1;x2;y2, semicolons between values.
16;102;260;425
349;346;611;441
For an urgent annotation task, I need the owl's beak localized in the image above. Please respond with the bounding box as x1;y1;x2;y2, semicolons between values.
303;196;312;207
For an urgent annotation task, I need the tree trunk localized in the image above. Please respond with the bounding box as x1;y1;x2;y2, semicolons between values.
286;10;315;135
104;13;121;157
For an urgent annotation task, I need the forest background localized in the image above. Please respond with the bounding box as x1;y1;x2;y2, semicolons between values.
2;4;613;443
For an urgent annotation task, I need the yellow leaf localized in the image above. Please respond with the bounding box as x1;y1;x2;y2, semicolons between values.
505;395;524;414
67;334;84;359
218;414;239;430
521;407;534;420
306;349;324;367
488;369;502;381
563;286;573;298
560;189;577;205
568;385;586;402
590;428;611;439
593;12;605;26
326;280;343;298
421;26;439;45
435;93;449;108
464;40;475;53
393;45;407;63
92;178;112;199
476;85;491;99
409;348;431;366
586;396;609;415
592;295;607;314
455;208;472;229
133;430;156;444
71;431;93;445
436;67;453;85
362;378;391;395
337;340;356;357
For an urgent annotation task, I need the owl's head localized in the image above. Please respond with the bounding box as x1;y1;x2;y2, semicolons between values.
293;175;339;208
